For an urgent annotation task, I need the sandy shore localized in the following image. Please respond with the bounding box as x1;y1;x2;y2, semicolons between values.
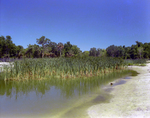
0;62;13;72
88;62;150;118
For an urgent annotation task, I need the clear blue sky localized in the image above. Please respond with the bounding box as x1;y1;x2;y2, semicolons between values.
0;0;150;51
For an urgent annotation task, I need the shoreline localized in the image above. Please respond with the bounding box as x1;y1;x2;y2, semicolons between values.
87;63;150;118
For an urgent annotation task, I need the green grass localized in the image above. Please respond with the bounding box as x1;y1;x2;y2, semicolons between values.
123;59;147;66
0;57;126;81
136;64;146;66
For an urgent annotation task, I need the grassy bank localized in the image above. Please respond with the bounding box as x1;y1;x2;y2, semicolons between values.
0;57;146;81
123;59;147;66
0;57;126;81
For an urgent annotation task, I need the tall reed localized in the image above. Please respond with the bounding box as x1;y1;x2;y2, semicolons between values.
0;57;126;80
123;59;147;66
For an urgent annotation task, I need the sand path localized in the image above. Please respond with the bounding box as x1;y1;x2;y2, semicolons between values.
88;62;150;118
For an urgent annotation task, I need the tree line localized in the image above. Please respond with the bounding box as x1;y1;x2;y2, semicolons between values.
0;35;150;59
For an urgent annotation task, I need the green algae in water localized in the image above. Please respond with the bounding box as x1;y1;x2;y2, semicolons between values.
130;70;139;76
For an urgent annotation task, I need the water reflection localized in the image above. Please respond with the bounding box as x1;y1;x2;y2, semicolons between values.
0;70;135;99
0;70;138;118
0;80;51;98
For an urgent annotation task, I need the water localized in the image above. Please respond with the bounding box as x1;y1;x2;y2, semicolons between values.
0;70;137;118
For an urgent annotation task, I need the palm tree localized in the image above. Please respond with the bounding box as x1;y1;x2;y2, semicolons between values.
36;36;51;58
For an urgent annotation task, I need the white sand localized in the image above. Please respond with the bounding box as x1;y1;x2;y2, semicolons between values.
0;62;13;72
87;63;150;118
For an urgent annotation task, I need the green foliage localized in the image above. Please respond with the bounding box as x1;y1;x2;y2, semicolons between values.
47;41;58;56
106;42;150;59
63;41;72;57
89;48;105;57
36;36;51;58
143;43;150;58
25;44;41;58
106;45;125;58
70;45;81;57
137;47;144;59
0;35;150;59
82;51;90;57
36;36;50;47
0;35;24;58
57;42;64;56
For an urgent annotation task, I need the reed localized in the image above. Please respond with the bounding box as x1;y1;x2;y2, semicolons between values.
0;57;127;81
123;59;147;66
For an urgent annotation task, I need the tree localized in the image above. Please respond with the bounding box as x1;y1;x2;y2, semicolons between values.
123;47;130;59
57;42;64;57
63;42;72;57
16;45;24;58
82;51;89;57
106;45;118;57
25;44;34;58
25;44;41;58
5;35;13;57
106;45;125;58
70;45;81;57
137;47;143;59
116;46;125;58
96;48;103;57
129;45;138;59
47;41;57;56
0;36;6;58
143;43;150;58
89;47;97;57
36;36;51;58
136;41;143;47
0;36;23;58
101;49;107;57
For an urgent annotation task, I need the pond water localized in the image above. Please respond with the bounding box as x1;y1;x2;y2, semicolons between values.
0;70;138;118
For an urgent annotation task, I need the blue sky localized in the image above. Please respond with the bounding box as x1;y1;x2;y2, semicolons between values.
0;0;150;51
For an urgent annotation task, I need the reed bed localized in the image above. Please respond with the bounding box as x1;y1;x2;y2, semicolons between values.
123;59;147;66
0;57;126;81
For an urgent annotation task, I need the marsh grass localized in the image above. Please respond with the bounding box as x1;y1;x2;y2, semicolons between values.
0;57;127;81
124;59;147;66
